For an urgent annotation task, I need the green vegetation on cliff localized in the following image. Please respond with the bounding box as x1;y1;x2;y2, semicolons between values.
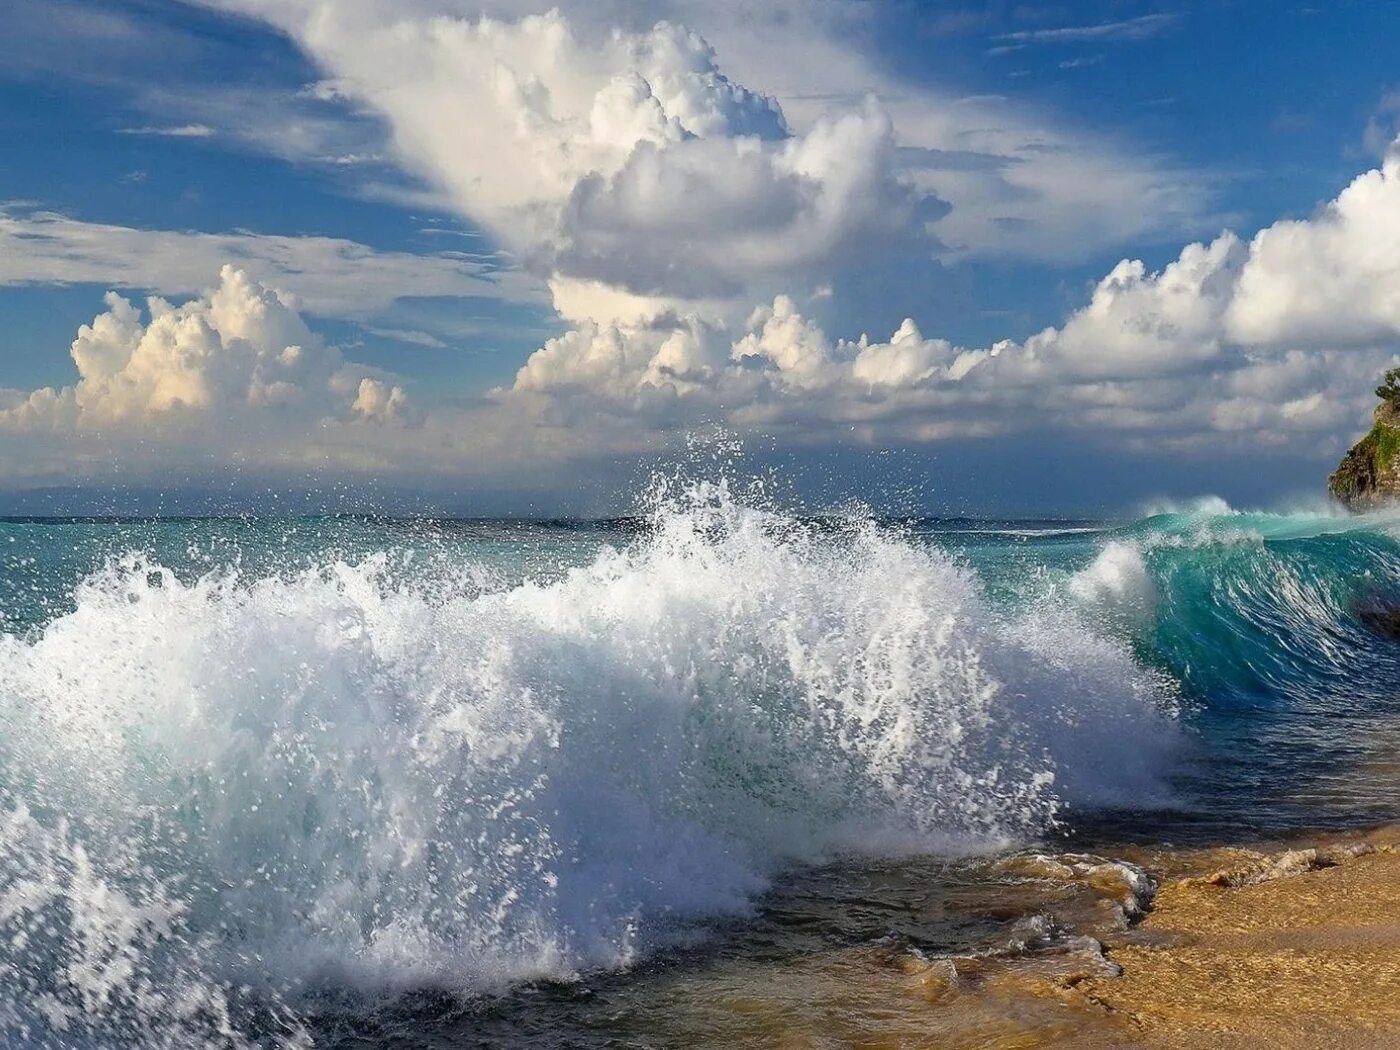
1330;425;1394;503
1329;368;1400;508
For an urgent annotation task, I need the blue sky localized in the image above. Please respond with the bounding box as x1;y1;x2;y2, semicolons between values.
2;0;1399;514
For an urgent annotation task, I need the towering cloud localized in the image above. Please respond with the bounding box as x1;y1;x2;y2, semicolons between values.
204;6;919;326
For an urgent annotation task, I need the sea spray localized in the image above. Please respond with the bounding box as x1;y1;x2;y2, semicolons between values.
0;481;1180;1046
1067;541;1159;629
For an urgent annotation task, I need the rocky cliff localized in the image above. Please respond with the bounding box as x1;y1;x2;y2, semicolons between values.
1329;401;1400;509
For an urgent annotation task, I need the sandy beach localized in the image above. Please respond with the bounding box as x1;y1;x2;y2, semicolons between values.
897;824;1400;1049
1070;825;1400;1048
537;826;1400;1050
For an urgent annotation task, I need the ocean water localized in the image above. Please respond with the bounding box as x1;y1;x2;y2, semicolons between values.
2;478;1400;1047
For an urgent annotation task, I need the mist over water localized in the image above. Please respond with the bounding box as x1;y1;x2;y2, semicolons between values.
2;479;1400;1046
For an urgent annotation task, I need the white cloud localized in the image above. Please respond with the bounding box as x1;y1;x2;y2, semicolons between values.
3;1;1393;499
992;13;1180;46
554;99;912;300
359;326;450;349
5;132;1400;493
0;207;545;317
230;9;916;318
1226;153;1400;347
634;3;1216;264
4;266;395;429
1028;232;1245;380
196;0;1215;312
115;123;216;137
131;82;394;171
0;267;438;485
496;145;1400;458
352;376;414;422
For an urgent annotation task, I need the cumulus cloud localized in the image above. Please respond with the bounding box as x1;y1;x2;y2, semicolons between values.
221;8;922;320
1023;233;1245;380
5;144;1400;495
554;99;912;300
4;1;1396;502
0;267;419;481
1226;153;1400;346
198;0;1213;317
674;1;1214;263
498;147;1400;457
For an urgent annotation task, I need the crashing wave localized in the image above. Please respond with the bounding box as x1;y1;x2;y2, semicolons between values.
0;480;1178;1045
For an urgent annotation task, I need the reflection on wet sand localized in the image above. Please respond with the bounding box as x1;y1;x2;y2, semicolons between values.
583;826;1400;1050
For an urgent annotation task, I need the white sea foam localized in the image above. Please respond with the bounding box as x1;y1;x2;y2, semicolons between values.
1067;541;1159;628
1138;495;1237;518
0;481;1177;1045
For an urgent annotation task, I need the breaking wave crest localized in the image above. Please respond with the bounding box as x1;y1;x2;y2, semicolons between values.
0;481;1177;1046
1109;501;1400;710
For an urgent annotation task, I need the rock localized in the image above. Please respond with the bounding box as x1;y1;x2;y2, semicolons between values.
1190;843;1381;888
1329;401;1400;509
994;852;1158;923
1352;593;1400;639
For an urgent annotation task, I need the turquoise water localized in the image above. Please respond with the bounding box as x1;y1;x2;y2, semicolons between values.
2;485;1398;1046
940;506;1400;837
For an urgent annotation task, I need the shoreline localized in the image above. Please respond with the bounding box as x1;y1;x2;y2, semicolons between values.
452;824;1400;1050
1072;824;1400;1047
903;822;1400;1048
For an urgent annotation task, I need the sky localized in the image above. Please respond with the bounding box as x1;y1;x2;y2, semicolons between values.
2;0;1399;515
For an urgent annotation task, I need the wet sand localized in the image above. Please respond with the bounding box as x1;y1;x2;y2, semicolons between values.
1070;825;1400;1048
900;824;1400;1049
639;825;1400;1049
389;825;1400;1049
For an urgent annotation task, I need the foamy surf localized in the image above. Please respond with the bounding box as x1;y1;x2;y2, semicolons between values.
0;481;1185;1046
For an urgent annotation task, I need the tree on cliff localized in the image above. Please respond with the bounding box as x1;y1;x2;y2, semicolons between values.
1376;367;1400;406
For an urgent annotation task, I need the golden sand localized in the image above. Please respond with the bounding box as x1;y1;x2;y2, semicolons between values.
1069;826;1400;1048
933;824;1400;1048
643;826;1400;1048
